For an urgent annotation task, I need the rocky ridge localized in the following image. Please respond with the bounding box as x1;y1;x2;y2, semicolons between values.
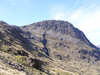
0;20;100;75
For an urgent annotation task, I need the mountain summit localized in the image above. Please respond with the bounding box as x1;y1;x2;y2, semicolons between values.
22;20;97;48
0;20;100;75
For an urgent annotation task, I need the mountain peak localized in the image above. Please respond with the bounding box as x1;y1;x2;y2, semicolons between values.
30;20;73;34
22;20;97;49
0;20;100;75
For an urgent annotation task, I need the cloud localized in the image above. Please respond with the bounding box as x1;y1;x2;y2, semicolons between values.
69;7;100;32
49;4;69;20
50;5;100;45
52;12;67;20
70;8;100;45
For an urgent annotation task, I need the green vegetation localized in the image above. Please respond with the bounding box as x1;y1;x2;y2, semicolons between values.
0;39;2;43
15;56;28;65
1;45;8;52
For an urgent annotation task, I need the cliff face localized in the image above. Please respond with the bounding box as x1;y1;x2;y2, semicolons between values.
0;20;100;75
22;20;99;59
22;20;96;48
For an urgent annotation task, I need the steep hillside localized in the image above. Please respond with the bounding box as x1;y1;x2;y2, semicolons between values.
0;20;100;75
0;21;50;75
22;20;100;61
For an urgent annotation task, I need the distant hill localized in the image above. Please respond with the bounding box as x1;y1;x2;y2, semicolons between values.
0;20;100;75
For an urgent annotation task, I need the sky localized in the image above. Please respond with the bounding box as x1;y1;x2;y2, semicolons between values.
0;0;100;45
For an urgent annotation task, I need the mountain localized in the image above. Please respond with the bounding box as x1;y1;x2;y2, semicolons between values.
0;20;100;75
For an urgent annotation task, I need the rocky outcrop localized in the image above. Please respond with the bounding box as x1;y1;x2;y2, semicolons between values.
0;20;100;75
22;20;97;49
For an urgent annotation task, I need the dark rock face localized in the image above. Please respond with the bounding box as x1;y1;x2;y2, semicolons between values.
79;49;100;61
29;58;47;71
22;20;97;49
0;22;35;51
14;50;29;56
41;32;49;56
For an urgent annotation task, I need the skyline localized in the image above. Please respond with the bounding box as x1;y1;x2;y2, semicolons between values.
0;0;100;45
